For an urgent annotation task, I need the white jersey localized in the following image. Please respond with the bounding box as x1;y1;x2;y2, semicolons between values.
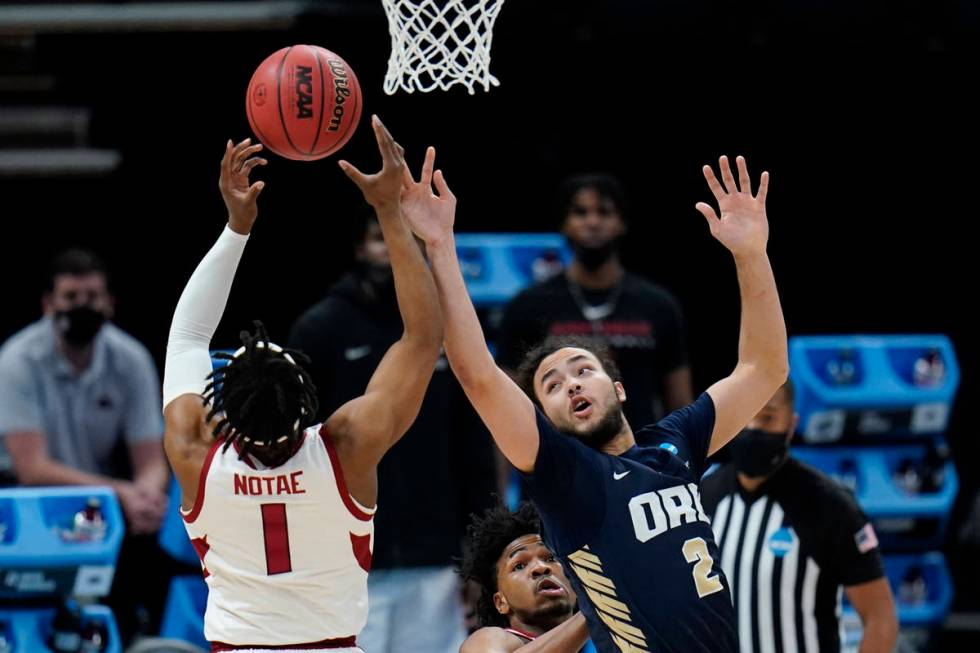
182;424;375;648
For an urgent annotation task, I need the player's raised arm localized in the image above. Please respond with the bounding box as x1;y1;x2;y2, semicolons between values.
400;157;541;472
697;156;788;455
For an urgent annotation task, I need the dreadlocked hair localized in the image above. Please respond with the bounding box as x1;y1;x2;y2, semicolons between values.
459;502;542;628
202;321;318;461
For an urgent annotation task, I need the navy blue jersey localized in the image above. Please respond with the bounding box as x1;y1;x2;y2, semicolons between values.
521;393;738;653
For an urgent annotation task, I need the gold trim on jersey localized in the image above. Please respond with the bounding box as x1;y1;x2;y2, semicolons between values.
567;546;651;653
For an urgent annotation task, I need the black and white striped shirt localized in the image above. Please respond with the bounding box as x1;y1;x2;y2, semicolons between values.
701;458;884;653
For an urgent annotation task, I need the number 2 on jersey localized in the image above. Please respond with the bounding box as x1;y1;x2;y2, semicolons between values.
682;537;724;598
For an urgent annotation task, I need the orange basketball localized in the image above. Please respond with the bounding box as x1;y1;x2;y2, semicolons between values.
246;45;362;161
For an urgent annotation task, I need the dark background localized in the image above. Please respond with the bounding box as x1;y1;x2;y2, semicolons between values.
1;0;977;610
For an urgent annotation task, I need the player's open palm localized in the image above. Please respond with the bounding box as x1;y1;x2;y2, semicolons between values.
696;155;770;258
219;138;267;233
401;145;456;246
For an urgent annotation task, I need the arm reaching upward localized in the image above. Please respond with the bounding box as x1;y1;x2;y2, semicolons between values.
696;155;789;455
163;138;267;509
400;158;541;472
325;117;444;479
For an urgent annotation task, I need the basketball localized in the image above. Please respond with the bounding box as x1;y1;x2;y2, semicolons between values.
246;45;362;161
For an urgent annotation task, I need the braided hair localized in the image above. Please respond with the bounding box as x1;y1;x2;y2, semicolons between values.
203;321;318;463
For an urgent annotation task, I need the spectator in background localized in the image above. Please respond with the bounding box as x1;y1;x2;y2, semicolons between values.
496;173;692;430
289;205;497;653
493;174;693;497
0;248;171;642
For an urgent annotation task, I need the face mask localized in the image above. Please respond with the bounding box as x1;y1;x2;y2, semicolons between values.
358;261;393;285
730;428;789;478
571;241;617;270
55;305;106;347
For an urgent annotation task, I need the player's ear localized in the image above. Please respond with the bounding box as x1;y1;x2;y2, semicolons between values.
493;590;511;617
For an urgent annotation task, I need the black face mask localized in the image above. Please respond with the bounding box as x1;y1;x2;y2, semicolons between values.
55;305;106;347
730;428;789;478
357;260;393;286
571;241;618;271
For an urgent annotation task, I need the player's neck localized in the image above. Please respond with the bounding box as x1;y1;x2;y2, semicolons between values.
602;423;636;457
507;616;552;639
566;256;624;289
737;472;769;494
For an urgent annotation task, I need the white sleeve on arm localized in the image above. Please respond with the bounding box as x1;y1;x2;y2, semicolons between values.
163;225;250;410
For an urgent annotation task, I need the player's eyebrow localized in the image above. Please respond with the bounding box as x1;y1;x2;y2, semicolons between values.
539;354;590;389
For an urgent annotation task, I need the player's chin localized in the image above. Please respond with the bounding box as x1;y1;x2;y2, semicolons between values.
554;417;586;435
533;594;575;615
571;411;602;432
578;417;609;439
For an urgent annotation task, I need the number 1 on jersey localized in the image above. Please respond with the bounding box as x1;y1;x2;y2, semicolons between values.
682;537;724;598
262;503;292;575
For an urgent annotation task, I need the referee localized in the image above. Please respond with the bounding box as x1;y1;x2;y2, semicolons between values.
702;380;898;653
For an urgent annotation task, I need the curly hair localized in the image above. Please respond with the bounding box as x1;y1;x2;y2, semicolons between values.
203;321;318;463
459;502;542;628
514;335;622;408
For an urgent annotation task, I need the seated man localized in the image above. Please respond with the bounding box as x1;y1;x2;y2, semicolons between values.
0;248;169;642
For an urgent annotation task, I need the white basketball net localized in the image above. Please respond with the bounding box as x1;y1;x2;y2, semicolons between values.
381;0;505;95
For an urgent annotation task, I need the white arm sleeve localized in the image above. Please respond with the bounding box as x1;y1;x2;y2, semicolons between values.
163;225;250;410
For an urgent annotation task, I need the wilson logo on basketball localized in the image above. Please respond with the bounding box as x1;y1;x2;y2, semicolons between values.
295;65;314;119
327;58;351;132
246;45;361;160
